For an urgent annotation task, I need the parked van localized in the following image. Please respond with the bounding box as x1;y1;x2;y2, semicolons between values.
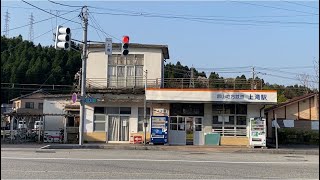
34;121;43;130
18;121;27;129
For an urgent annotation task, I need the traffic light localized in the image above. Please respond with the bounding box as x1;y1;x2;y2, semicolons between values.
55;25;71;51
122;35;129;56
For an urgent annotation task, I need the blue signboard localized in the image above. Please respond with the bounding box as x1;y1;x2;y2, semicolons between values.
150;116;168;144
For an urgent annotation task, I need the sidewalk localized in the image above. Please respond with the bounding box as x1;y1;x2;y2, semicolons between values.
1;143;318;155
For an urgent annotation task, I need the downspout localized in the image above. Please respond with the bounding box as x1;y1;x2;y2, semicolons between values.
260;105;266;118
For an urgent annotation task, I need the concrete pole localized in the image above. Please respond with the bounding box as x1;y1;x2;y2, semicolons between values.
10;116;13;143
144;70;148;145
79;6;88;146
275;114;278;149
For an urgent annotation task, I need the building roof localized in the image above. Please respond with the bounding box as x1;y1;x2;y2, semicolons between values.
10;89;50;102
43;94;73;99
87;43;170;59
265;92;319;112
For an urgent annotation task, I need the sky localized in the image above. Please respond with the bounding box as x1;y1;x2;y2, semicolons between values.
1;0;319;87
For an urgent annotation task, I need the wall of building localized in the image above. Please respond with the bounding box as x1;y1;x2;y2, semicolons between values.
86;47;164;88
43;99;68;131
84;102;144;142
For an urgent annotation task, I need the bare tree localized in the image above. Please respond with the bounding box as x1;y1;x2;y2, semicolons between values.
313;59;319;87
297;73;310;94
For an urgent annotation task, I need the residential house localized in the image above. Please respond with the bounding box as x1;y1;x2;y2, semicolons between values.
265;92;319;138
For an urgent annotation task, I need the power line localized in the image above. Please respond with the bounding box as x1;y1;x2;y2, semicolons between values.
230;1;319;15
22;0;81;25
4;8;81;32
88;14;103;41
47;0;84;8
89;11;318;26
282;1;319;10
257;71;318;83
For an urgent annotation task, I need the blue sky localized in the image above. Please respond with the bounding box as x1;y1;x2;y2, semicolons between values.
1;1;319;87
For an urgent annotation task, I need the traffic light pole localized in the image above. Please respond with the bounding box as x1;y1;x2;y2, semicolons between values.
79;6;88;146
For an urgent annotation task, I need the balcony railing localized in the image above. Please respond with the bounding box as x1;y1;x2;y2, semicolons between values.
86;78;263;91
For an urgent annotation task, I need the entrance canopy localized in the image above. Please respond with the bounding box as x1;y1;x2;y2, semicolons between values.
146;88;277;104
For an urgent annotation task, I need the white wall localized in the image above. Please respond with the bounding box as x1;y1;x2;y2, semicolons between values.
247;104;265;118
86;47;164;86
43;99;67;131
85;102;143;133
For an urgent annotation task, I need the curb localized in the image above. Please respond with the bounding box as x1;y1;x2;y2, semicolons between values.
41;144;319;155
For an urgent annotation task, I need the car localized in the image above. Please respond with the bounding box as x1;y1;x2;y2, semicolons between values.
18;121;27;129
34;121;43;130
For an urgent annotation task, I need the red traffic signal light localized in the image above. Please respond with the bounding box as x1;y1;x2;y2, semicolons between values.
122;35;129;56
122;36;129;43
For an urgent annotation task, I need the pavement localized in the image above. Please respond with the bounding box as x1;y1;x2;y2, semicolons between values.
1;148;319;179
1;143;319;155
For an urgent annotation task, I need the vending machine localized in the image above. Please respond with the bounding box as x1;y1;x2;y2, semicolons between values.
249;117;267;148
150;116;168;145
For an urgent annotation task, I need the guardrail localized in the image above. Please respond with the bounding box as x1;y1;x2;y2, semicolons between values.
86;78;263;90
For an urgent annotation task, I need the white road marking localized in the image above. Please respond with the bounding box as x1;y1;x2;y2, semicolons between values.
1;156;318;164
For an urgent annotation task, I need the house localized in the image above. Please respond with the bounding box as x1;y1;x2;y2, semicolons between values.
10;89;49;114
83;42;278;146
265;92;319;138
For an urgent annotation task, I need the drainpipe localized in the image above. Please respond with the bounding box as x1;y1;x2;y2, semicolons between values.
260;105;266;118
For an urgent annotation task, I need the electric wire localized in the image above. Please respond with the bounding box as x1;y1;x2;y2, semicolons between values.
22;0;81;25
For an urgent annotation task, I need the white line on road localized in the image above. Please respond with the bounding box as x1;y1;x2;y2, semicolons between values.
1;156;318;164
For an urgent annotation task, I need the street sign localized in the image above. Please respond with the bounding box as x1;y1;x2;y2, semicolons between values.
105;38;112;55
84;97;97;103
72;93;77;103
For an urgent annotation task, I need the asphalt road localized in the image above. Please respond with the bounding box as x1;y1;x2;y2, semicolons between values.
1;149;319;179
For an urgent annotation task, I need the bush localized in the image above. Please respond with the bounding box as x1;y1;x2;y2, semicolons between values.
278;128;319;145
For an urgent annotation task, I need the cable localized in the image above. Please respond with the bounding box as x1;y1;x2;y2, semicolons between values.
88;14;103;41
3;8;81;32
47;0;84;8
255;66;317;77
282;1;319;10
90;11;318;26
22;0;81;25
257;71;318;83
230;1;319;15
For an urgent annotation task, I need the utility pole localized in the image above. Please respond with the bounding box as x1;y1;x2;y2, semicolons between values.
144;70;148;145
4;10;10;37
251;66;255;90
275;114;278;149
79;6;88;146
29;13;34;41
190;67;195;88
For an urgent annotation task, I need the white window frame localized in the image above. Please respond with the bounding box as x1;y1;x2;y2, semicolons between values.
212;104;247;137
107;54;144;88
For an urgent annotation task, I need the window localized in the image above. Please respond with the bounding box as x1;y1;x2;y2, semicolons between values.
212;104;247;136
25;102;34;109
107;54;144;88
38;103;43;110
120;107;131;114
93;107;106;131
169;117;178;130
170;103;204;116
138;107;150;132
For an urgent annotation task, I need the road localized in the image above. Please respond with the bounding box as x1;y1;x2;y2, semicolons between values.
1;148;319;179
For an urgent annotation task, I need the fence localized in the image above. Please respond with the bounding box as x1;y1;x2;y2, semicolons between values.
86;78;263;90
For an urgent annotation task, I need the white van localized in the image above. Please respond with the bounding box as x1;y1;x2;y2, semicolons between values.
34;121;43;130
18;121;27;129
